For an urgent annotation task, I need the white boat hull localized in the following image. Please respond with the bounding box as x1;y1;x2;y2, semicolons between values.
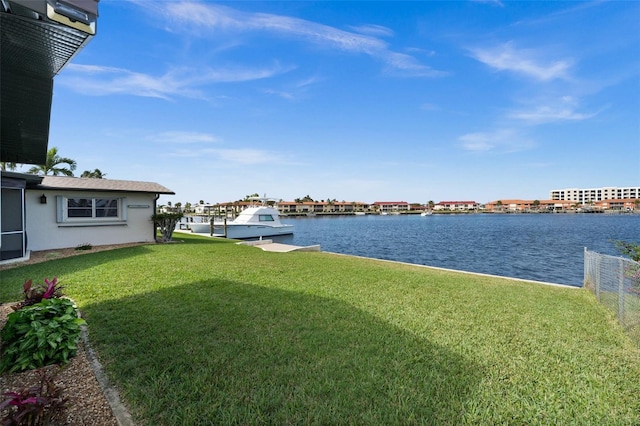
216;224;294;239
189;222;294;239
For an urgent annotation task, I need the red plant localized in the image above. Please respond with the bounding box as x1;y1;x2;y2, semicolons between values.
0;369;67;425
12;278;65;311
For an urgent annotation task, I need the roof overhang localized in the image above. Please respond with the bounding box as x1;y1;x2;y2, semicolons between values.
0;0;99;165
0;171;45;188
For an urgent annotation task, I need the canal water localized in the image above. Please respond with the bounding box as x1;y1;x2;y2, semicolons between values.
271;213;640;287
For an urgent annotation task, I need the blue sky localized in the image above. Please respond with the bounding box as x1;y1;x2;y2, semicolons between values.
33;1;640;204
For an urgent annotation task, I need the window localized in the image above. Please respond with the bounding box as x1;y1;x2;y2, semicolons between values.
57;196;126;224
258;214;274;222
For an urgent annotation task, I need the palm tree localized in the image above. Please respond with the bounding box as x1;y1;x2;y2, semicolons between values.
81;168;106;178
80;169;105;178
27;147;77;176
0;162;18;171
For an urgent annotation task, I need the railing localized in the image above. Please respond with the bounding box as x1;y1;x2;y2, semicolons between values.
584;248;640;345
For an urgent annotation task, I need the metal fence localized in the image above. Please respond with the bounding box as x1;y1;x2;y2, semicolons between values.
584;248;640;345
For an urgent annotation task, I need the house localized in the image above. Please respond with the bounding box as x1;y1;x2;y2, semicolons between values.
371;201;410;213
1;1;113;263
434;201;479;211
484;199;573;212
1;173;174;262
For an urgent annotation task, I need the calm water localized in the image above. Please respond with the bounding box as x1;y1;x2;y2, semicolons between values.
270;214;640;287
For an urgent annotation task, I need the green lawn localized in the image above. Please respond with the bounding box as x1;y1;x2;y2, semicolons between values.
1;234;639;425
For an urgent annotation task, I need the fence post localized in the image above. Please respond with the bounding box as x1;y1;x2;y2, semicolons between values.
618;258;625;322
584;247;587;288
595;251;601;301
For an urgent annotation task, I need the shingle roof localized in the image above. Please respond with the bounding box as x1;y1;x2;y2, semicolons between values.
33;176;174;194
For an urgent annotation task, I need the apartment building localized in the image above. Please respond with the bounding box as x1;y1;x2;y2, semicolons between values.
278;201;370;214
371;201;410;213
434;201;479;211
550;187;639;204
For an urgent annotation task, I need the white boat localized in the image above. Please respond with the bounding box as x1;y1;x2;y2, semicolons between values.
420;211;433;216
190;197;294;239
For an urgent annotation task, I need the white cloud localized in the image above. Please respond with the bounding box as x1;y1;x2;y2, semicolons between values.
153;131;221;144
471;0;505;7
146;1;442;77
210;148;287;165
508;96;601;124
348;24;395;38
509;105;598;124
262;75;324;101
459;129;535;153
60;63;288;99
167;147;293;165
470;42;572;81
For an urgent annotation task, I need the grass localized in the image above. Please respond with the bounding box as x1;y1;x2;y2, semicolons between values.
1;233;639;425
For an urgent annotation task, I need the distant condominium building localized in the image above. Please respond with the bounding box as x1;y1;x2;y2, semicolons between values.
550;187;639;204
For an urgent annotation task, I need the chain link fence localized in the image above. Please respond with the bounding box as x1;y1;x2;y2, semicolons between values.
584;248;640;345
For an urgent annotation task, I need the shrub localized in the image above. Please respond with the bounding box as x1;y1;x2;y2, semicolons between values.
0;298;86;373
613;240;640;294
152;212;184;242
75;243;92;251
12;278;64;311
0;369;67;426
614;240;640;262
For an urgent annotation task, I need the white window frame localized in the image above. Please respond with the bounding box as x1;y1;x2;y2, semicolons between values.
56;196;127;225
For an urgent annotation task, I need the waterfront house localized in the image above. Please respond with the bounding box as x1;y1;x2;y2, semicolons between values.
277;201;370;214
485;199;578;212
0;173;174;262
434;201;480;211
371;201;410;213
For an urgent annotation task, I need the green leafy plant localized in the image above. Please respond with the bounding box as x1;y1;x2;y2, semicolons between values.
613;240;640;262
0;298;86;373
0;369;67;426
12;278;64;311
75;243;93;251
613;240;640;295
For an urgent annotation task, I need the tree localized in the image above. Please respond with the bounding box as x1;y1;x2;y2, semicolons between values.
152;212;183;243
27;147;76;176
533;200;540;210
295;195;314;203
80;169;106;178
0;162;18;171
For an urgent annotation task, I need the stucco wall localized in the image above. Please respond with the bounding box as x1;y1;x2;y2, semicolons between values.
25;189;157;251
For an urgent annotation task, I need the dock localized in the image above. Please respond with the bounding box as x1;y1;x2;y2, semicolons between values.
238;239;321;253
